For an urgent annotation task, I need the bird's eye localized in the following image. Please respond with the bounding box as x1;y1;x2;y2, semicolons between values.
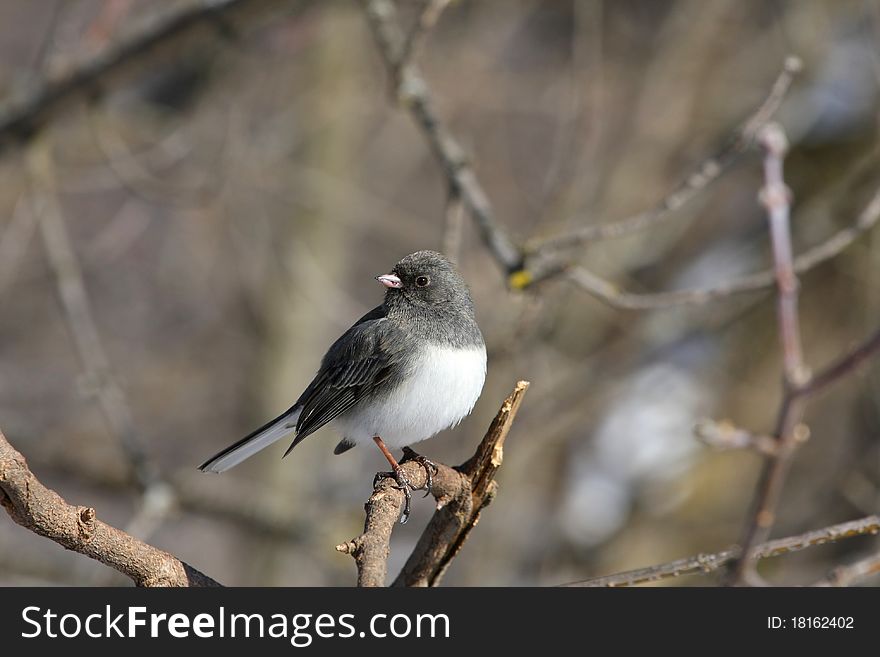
416;275;430;287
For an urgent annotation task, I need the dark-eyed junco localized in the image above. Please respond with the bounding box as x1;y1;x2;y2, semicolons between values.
199;250;486;522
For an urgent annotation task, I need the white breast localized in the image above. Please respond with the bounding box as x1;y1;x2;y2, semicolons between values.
334;343;487;449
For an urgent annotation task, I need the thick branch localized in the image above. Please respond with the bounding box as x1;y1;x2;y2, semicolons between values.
0;430;220;587
336;380;530;587
563;515;880;587
394;380;529;587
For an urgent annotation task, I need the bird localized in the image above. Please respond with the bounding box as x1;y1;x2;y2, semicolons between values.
199;250;487;523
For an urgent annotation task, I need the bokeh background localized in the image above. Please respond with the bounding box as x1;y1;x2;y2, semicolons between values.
1;0;878;586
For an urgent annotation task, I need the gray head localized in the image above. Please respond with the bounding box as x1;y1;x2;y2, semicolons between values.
376;250;475;316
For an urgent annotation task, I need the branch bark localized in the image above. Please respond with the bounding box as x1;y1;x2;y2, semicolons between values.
0;430;220;587
336;380;529;587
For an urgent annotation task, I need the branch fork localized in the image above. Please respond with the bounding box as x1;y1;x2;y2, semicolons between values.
337;380;529;587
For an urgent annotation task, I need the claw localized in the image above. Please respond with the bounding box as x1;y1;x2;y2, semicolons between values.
373;468;415;523
401;447;439;498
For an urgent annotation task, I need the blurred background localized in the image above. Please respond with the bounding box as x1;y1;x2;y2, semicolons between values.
0;0;878;586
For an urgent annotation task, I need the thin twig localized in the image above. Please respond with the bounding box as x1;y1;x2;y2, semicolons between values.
562;515;880;587
761;125;806;386
361;0;523;276
336;381;529;587
395;0;451;74
442;187;465;262
360;4;880;310
561;182;880;309
730;123;807;585
86;105;218;207
0;430;220;587
794;326;880;399
0;196;38;297
527;56;802;256
26;135;159;492
814;551;880;587
694;419;785;457
0;0;280;156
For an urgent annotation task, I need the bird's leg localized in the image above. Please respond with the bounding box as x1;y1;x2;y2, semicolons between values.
401;446;439;498
372;436;414;524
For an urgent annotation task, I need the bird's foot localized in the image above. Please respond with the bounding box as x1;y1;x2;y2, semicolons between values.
401;447;439;498
373;467;416;524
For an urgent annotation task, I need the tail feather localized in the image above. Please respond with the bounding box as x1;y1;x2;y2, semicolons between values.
199;406;301;473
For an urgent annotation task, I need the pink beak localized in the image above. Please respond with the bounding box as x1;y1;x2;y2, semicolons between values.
376;274;402;289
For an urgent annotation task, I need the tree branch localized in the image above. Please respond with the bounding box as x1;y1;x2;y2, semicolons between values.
694;419;784;457
561;182;880;309
360;3;880;315
730;124;808;584
26;135;159;491
813;550;880;587
563;515;880;587
0;430;220;587
527;56;802;256
794;325;880;400
361;0;524;275
396;0;452;74
336;380;530;587
0;0;283;156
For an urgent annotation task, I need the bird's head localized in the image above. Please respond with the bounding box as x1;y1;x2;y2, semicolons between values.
376;250;473;312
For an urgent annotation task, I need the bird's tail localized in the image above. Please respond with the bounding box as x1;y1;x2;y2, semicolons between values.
199;406;301;473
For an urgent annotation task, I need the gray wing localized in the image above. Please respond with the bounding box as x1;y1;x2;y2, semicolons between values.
283;306;408;455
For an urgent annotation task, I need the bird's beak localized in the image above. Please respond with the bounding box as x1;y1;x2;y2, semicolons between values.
376;273;403;289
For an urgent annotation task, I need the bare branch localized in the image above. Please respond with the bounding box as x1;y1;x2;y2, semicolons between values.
360;4;880;314
0;196;38;298
361;0;523;275
814;551;880;587
335;460;468;587
336;381;530;587
0;430;220;587
396;0;452;73
86;105;219;207
0;0;283;156
730;123;807;585
795;326;880;400
760;124;806;387
561;182;880;310
694;419;786;457
695;325;880;465
527;56;802;255
394;380;529;587
442;188;466;263
563;515;880;587
26;135;159;492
